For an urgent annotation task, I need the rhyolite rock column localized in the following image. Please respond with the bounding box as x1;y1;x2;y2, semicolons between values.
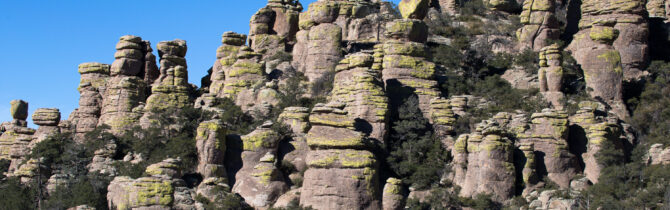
330;52;389;142
517;0;560;51
517;109;579;188
300;103;381;210
249;0;302;57
381;5;440;118
452;120;516;202
382;177;405;210
141;39;192;129
232;122;287;208
221;46;268;111
99;35;150;135
538;44;565;108
73;62;110;141
209;32;247;98
0;100;35;174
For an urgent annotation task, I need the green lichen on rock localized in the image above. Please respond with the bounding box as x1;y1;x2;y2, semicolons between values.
398;0;429;19
134;179;174;207
596;50;623;74
589;26;619;44
242;130;279;151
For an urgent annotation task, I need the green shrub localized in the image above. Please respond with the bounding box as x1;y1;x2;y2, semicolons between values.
0;178;36;209
514;49;539;74
43;175;109;209
387;96;450;189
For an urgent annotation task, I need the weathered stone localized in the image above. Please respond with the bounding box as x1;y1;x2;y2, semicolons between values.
10;100;28;121
382;178;405;210
278;107;311;134
143;39;191;118
452;120;516;202
538;44;565;108
399;0;430;19
232;123;287;208
196;120;227;179
32;108;60;126
74;62;110;140
517;0;560;51
330;52;388;142
647;144;670;165
300;103;380;209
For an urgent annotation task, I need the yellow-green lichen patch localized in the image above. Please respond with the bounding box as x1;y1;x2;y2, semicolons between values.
596;50;623;74
242;130;278;151
134;179;174;206
589;26;619;43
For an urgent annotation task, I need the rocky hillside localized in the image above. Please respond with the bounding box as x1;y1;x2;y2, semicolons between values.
3;0;670;209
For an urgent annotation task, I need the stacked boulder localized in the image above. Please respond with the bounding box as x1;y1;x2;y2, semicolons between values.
31;108;61;144
249;0;302;57
1;100;35;173
0;100;31;160
330;52;388;142
452;119;516;202
144;39;191;112
99;36;153;135
208;32;247;98
381;0;441;117
221;47;268;111
107;159;198;210
72;62;110;141
538;44;564;108
569;101;624;183
232;122;287;208
300;103;380;209
277;107;311;185
517;0;560;51
293;0;395;95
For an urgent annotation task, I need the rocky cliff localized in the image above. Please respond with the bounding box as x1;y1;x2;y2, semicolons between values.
3;0;670;209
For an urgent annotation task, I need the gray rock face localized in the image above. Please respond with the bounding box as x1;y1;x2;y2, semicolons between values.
249;0;302;58
382;178;405;210
232;123;287;208
99;35;153;135
107;159;197;210
72;62;110;141
31;108;61;145
517;0;560;51
538;44;565;109
300;103;381;210
195;120;227;179
452;119;516;202
330;52;389;142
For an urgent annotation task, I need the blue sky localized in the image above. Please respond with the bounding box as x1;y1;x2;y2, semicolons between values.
0;0;399;127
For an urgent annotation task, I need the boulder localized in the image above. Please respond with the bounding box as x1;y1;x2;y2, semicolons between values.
517;0;560;51
399;0;430;19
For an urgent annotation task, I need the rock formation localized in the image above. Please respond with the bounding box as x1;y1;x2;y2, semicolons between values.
538;44;565;108
569;101;625;183
646;0;669;19
99;35;152;135
31;108;61;144
107;158;198;210
300;103;380;209
72;62;110;141
430;97;456;144
382;177;405;210
381;9;440;118
517;109;579;188
249;0;302;57
207;32;247;99
293;0;396;95
221;47;268;111
647;144;670;165
330;52;388;141
232;122;287;208
195;120;227;179
0;100;34;171
144;39;191;113
452;118;516;202
517;0;560;51
567;0;648;117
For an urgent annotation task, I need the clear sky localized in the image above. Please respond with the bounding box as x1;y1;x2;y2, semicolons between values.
0;0;400;128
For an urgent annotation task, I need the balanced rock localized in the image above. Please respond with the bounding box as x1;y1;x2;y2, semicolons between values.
31;108;61;144
399;0;430;19
207;32;247;98
10;100;28;121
